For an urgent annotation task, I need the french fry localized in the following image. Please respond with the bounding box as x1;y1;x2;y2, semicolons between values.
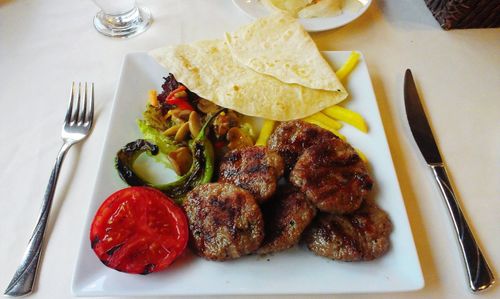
335;51;360;81
322;105;368;133
255;119;276;146
303;117;346;140
149;90;158;107
309;112;343;129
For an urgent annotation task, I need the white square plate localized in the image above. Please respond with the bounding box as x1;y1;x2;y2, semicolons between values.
72;51;423;296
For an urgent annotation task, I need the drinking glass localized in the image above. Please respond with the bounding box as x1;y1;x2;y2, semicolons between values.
92;0;152;38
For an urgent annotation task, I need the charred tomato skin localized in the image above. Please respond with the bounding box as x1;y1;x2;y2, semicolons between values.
90;186;189;274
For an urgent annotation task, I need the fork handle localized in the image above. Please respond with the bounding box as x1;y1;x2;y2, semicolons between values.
430;164;495;292
4;142;73;297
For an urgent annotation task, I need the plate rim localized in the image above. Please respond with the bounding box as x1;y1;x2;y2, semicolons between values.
231;0;373;32
72;50;424;296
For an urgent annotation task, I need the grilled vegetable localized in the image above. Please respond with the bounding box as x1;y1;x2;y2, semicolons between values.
116;110;223;201
255;119;276;146
335;51;360;81
322;105;368;133
305;112;343;129
90;187;188;274
149;90;158;107
137;119;177;154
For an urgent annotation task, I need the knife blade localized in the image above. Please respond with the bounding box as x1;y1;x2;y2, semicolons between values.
404;70;442;165
404;69;495;292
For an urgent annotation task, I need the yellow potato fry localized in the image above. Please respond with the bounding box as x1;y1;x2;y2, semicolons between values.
322;105;368;133
255;119;276;146
355;148;368;163
309;112;343;129
335;51;360;81
303;117;346;140
149;90;158;107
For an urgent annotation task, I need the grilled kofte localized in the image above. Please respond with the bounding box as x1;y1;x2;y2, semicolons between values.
218;146;284;203
183;183;264;261
290;138;373;214
268;120;372;214
267;120;338;173
258;188;316;254
181;119;388;262
303;199;392;261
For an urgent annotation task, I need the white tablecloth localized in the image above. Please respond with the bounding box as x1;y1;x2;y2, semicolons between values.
1;0;499;298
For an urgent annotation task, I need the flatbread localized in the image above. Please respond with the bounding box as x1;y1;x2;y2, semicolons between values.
261;0;342;18
261;0;312;17
225;12;345;92
298;0;342;18
150;40;346;121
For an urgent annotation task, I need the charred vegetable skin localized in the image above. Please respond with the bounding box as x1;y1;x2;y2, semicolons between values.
115;139;208;199
116;140;160;186
115;110;223;200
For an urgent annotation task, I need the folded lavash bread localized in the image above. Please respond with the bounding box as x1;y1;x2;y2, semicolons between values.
261;0;343;18
149;13;347;121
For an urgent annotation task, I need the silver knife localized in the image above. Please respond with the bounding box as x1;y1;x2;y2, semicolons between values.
404;69;495;292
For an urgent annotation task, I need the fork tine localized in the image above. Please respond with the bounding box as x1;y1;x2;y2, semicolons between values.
72;82;81;124
79;82;87;125
64;82;75;125
86;82;94;126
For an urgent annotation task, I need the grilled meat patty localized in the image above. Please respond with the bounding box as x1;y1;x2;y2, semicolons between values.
218;146;284;203
258;189;316;254
183;183;264;261
290;138;373;214
304;199;392;261
267;120;338;173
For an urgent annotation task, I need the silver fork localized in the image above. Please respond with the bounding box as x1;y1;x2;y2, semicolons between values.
4;82;94;297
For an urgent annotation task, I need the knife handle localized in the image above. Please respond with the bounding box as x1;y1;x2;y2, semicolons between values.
430;164;495;292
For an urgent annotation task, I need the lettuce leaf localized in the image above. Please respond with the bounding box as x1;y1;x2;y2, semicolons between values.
142;104;170;131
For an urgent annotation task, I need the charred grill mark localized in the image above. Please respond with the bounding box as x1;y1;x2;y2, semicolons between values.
115;139;159;187
257;190;316;254
290;136;372;214
91;236;100;249
246;163;269;174
305;201;392;261
268;121;338;174
184;183;264;261
355;173;373;190
332;154;360;167
105;243;123;256
167;143;206;198
141;263;156;275
224;151;240;163
253;151;265;160
218;146;284;203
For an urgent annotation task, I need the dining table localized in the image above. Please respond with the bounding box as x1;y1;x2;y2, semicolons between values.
0;0;499;298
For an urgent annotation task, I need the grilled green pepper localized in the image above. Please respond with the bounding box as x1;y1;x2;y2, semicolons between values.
115;110;222;202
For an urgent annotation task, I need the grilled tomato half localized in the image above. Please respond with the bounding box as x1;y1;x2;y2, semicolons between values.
90;187;188;274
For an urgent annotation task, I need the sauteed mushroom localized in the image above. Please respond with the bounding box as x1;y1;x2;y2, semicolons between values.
213;110;239;138
197;98;219;114
168;147;193;176
227;127;253;150
115;110;224;200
